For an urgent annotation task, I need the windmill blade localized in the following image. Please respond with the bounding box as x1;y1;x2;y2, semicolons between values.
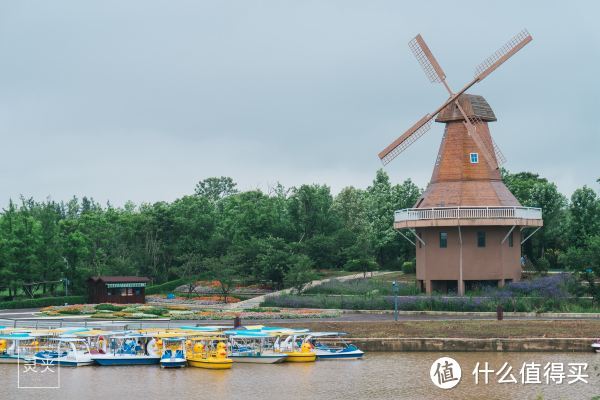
378;114;434;165
492;138;507;165
409;34;446;83
474;29;532;81
463;119;499;169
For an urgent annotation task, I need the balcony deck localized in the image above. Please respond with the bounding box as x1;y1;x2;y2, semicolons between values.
394;206;543;229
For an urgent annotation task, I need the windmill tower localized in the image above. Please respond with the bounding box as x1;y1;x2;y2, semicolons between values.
379;30;543;295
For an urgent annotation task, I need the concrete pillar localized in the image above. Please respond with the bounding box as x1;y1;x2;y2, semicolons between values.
498;279;505;288
425;280;432;294
458;280;465;296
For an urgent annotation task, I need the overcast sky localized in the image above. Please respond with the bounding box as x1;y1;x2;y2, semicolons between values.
0;1;598;206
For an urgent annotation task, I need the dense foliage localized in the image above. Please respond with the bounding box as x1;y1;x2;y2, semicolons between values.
0;170;598;300
0;171;419;298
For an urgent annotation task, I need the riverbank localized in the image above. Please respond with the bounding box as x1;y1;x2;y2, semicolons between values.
276;320;600;352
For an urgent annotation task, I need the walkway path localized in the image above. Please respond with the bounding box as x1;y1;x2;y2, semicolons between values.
227;270;397;310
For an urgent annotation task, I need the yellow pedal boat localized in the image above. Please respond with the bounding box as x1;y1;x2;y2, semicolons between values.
284;342;316;362
186;340;233;370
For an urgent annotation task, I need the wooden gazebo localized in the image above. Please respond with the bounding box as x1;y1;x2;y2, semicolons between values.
87;276;151;304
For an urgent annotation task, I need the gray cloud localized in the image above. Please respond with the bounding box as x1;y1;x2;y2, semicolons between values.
0;0;598;205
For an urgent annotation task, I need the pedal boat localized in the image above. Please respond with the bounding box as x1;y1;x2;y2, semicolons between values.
186;337;232;369
0;333;44;364
226;332;287;364
91;333;161;366
592;339;600;353
274;333;316;363
306;332;364;360
32;337;94;367
159;335;188;368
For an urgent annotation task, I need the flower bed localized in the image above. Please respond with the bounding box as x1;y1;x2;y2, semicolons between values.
146;294;240;305
168;308;341;320
41;303;340;320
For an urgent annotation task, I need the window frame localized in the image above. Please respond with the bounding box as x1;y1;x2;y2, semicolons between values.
439;232;448;248
469;152;479;164
477;231;486;247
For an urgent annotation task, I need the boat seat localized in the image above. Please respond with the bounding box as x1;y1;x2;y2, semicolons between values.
162;350;172;359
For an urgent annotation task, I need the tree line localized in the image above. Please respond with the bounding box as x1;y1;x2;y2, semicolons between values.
0;170;598;299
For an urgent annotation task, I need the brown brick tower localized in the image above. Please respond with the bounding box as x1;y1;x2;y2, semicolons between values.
379;31;543;295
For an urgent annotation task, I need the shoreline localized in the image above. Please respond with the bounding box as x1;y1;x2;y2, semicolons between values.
340;337;596;352
277;320;600;352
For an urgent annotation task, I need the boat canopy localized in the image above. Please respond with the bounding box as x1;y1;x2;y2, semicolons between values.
72;329;113;337
49;337;88;342
189;335;228;341
157;335;188;340
108;333;156;339
224;330;269;336
230;333;271;339
0;333;34;340
306;332;348;338
178;326;229;331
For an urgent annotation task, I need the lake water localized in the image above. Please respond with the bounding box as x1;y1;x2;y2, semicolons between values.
2;352;599;400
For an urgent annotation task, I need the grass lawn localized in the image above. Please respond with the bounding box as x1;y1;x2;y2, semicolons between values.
277;320;600;339
377;271;415;283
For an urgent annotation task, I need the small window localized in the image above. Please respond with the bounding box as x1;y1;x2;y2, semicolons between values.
477;231;486;247
508;232;514;247
470;153;479;164
439;232;448;248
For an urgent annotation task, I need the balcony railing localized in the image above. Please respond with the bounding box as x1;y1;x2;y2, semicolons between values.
394;206;543;223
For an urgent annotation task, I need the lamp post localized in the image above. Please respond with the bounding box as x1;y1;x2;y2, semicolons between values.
62;257;70;300
392;281;399;321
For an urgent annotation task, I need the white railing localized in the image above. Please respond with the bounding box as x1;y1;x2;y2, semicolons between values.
395;206;542;222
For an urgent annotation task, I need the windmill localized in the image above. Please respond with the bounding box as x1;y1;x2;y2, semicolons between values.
379;29;531;169
380;30;543;295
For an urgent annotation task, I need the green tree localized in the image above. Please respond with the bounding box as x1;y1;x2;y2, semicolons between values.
569;186;600;247
502;170;567;259
195;177;238;203
366;170;421;268
204;252;242;303
283;254;317;293
560;235;600;303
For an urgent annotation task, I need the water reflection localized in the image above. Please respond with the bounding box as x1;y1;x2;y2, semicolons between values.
1;352;598;400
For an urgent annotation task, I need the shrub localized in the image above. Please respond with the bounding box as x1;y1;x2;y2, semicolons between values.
145;279;187;295
0;296;86;309
142;307;168;316
402;261;416;274
95;303;126;312
304;278;419;296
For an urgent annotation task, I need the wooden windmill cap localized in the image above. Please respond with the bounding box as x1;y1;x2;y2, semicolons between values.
435;94;497;123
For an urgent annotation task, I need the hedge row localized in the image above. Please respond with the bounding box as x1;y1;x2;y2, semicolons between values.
0;296;87;310
145;278;187;295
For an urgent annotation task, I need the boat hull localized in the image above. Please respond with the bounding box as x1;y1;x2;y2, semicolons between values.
92;356;161;366
187;358;233;369
284;352;316;363
160;359;187;368
592;344;600;353
315;350;364;360
32;358;94;367
230;354;286;364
